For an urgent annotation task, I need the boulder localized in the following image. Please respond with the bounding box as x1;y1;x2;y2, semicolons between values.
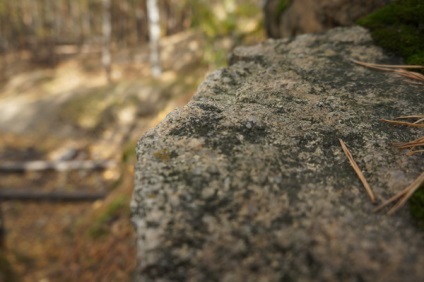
131;26;424;281
264;0;391;38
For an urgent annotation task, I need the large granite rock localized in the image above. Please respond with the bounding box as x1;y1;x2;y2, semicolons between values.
131;26;424;281
264;0;391;38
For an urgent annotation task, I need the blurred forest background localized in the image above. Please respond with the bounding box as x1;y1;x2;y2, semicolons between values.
0;0;264;281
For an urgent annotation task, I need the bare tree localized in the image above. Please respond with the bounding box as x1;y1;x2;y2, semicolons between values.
146;0;161;77
102;0;112;83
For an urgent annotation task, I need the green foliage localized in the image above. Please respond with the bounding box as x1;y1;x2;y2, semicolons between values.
409;186;424;230
186;0;263;67
358;0;424;65
189;0;233;38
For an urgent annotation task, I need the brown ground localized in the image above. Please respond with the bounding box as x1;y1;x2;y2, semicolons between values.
0;31;211;281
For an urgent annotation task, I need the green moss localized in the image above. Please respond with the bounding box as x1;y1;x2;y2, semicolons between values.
408;51;424;65
0;254;17;282
89;195;129;239
358;0;424;66
60;85;116;130
153;149;172;162
122;141;137;163
276;0;291;18
409;185;424;230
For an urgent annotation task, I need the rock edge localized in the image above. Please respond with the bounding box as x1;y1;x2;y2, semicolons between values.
132;26;424;281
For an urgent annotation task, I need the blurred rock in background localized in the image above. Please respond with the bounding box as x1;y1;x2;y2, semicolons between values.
263;0;391;38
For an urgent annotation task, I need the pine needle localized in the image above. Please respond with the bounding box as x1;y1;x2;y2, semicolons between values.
380;119;424;128
380;116;424;154
374;172;424;215
393;136;424;155
395;115;424;123
396;69;424;82
350;60;424;214
380;115;424;128
351;59;424;84
339;139;375;203
350;59;424;70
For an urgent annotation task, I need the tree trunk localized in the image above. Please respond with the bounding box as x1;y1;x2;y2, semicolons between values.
102;0;112;83
147;0;161;77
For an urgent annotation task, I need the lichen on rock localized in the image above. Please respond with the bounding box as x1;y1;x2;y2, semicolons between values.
132;26;424;281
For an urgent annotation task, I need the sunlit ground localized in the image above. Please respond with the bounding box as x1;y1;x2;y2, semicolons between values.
0;30;213;281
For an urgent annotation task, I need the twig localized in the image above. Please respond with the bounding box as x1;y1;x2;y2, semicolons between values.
0;190;107;202
374;172;424;215
339;139;375;203
0;159;116;172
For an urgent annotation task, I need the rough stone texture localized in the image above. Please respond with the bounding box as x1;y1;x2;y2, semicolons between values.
264;0;391;38
132;26;424;281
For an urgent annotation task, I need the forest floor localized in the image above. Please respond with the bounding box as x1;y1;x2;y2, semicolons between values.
0;30;212;281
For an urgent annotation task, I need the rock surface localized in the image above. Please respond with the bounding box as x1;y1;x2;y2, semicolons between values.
264;0;390;38
131;26;424;281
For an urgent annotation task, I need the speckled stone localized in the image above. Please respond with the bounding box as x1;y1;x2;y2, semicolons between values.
131;26;424;282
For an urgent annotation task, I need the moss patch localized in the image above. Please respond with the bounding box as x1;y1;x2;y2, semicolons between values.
0;253;17;282
409;185;424;230
276;0;291;18
153;149;173;162
89;195;129;239
59;85;117;131
122;140;137;163
357;0;424;66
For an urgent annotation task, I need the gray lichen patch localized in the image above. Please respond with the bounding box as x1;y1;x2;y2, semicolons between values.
132;26;424;281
